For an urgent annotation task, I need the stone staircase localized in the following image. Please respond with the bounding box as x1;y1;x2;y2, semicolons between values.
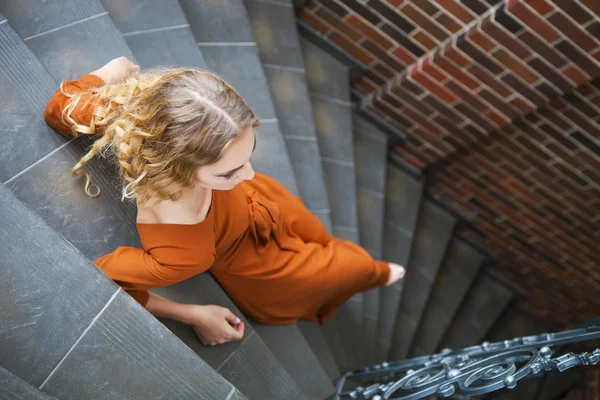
0;1;551;399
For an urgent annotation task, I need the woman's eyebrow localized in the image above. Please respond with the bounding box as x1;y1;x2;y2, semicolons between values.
217;134;257;176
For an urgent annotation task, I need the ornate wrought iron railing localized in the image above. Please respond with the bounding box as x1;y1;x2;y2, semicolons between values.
334;324;600;399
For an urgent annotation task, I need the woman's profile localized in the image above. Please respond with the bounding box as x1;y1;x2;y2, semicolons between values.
44;57;406;347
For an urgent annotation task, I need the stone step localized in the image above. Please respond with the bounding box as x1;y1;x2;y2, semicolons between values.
439;273;515;351
0;366;57;400
244;0;332;231
100;0;208;69
353;114;388;367
179;0;298;195
409;238;485;357
0;0;134;82
253;323;336;399
0;16;69;183
0;183;241;399
389;200;457;361
301;36;363;371
376;165;424;364
296;320;341;381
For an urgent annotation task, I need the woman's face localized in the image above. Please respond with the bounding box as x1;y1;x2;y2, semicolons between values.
195;125;256;190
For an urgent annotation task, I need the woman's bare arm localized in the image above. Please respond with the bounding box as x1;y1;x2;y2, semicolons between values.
90;56;140;84
145;292;245;346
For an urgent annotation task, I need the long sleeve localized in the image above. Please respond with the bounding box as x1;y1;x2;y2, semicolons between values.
43;73;106;136
94;224;216;307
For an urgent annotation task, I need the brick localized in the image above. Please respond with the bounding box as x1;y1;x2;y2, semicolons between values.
344;0;382;25
467;28;497;52
563;93;599;119
574;82;597;98
548;12;599;53
537;108;572;131
554;40;600;78
495;5;526;34
353;76;379;94
298;9;332;35
436;12;463;34
346;13;395;50
443;42;471;68
370;98;412;127
492;48;540;85
564;111;600;141
507;1;561;43
391;46;417;65
481;15;532;60
390;86;436;116
434;0;477;24
551;0;594;25
381;23;427;57
329;31;375;65
445;80;489;113
461;0;489;16
361;38;405;71
502;74;547;105
523;0;555;16
319;0;348;17
400;2;450;41
478;89;519;120
540;123;578;151
421;56;448;82
409;67;459;103
403;107;446;139
368;0;416;34
434;54;480;90
412;0;441;15
560;64;590;87
368;65;392;82
398;150;427;169
425;96;466;124
397;77;425;96
412;30;438;51
381;91;405;110
485;109;510;127
493;143;530;170
517;30;568;69
553;161;590;187
454;102;496;132
467;64;513;97
458;33;505;75
316;7;362;41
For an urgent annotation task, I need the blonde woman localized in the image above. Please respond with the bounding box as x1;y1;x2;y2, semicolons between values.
44;57;406;346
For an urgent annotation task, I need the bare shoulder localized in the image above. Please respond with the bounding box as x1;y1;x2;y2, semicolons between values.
136;191;213;225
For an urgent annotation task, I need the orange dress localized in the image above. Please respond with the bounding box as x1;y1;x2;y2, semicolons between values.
44;73;390;324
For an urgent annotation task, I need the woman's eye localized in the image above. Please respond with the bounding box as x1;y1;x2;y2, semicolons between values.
222;171;238;180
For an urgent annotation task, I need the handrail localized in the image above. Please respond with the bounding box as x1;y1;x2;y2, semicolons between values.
334;323;600;399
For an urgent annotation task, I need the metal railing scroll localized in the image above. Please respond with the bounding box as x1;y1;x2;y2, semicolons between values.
334;324;600;399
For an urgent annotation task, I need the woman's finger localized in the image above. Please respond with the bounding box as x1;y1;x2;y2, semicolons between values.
230;322;244;340
224;310;241;326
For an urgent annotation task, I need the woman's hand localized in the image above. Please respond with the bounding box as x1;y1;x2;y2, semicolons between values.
91;56;140;84
186;304;245;346
144;293;245;346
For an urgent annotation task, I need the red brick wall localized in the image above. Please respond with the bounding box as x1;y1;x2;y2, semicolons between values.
297;0;600;330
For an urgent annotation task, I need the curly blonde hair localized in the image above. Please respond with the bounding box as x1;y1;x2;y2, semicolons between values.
59;67;260;208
